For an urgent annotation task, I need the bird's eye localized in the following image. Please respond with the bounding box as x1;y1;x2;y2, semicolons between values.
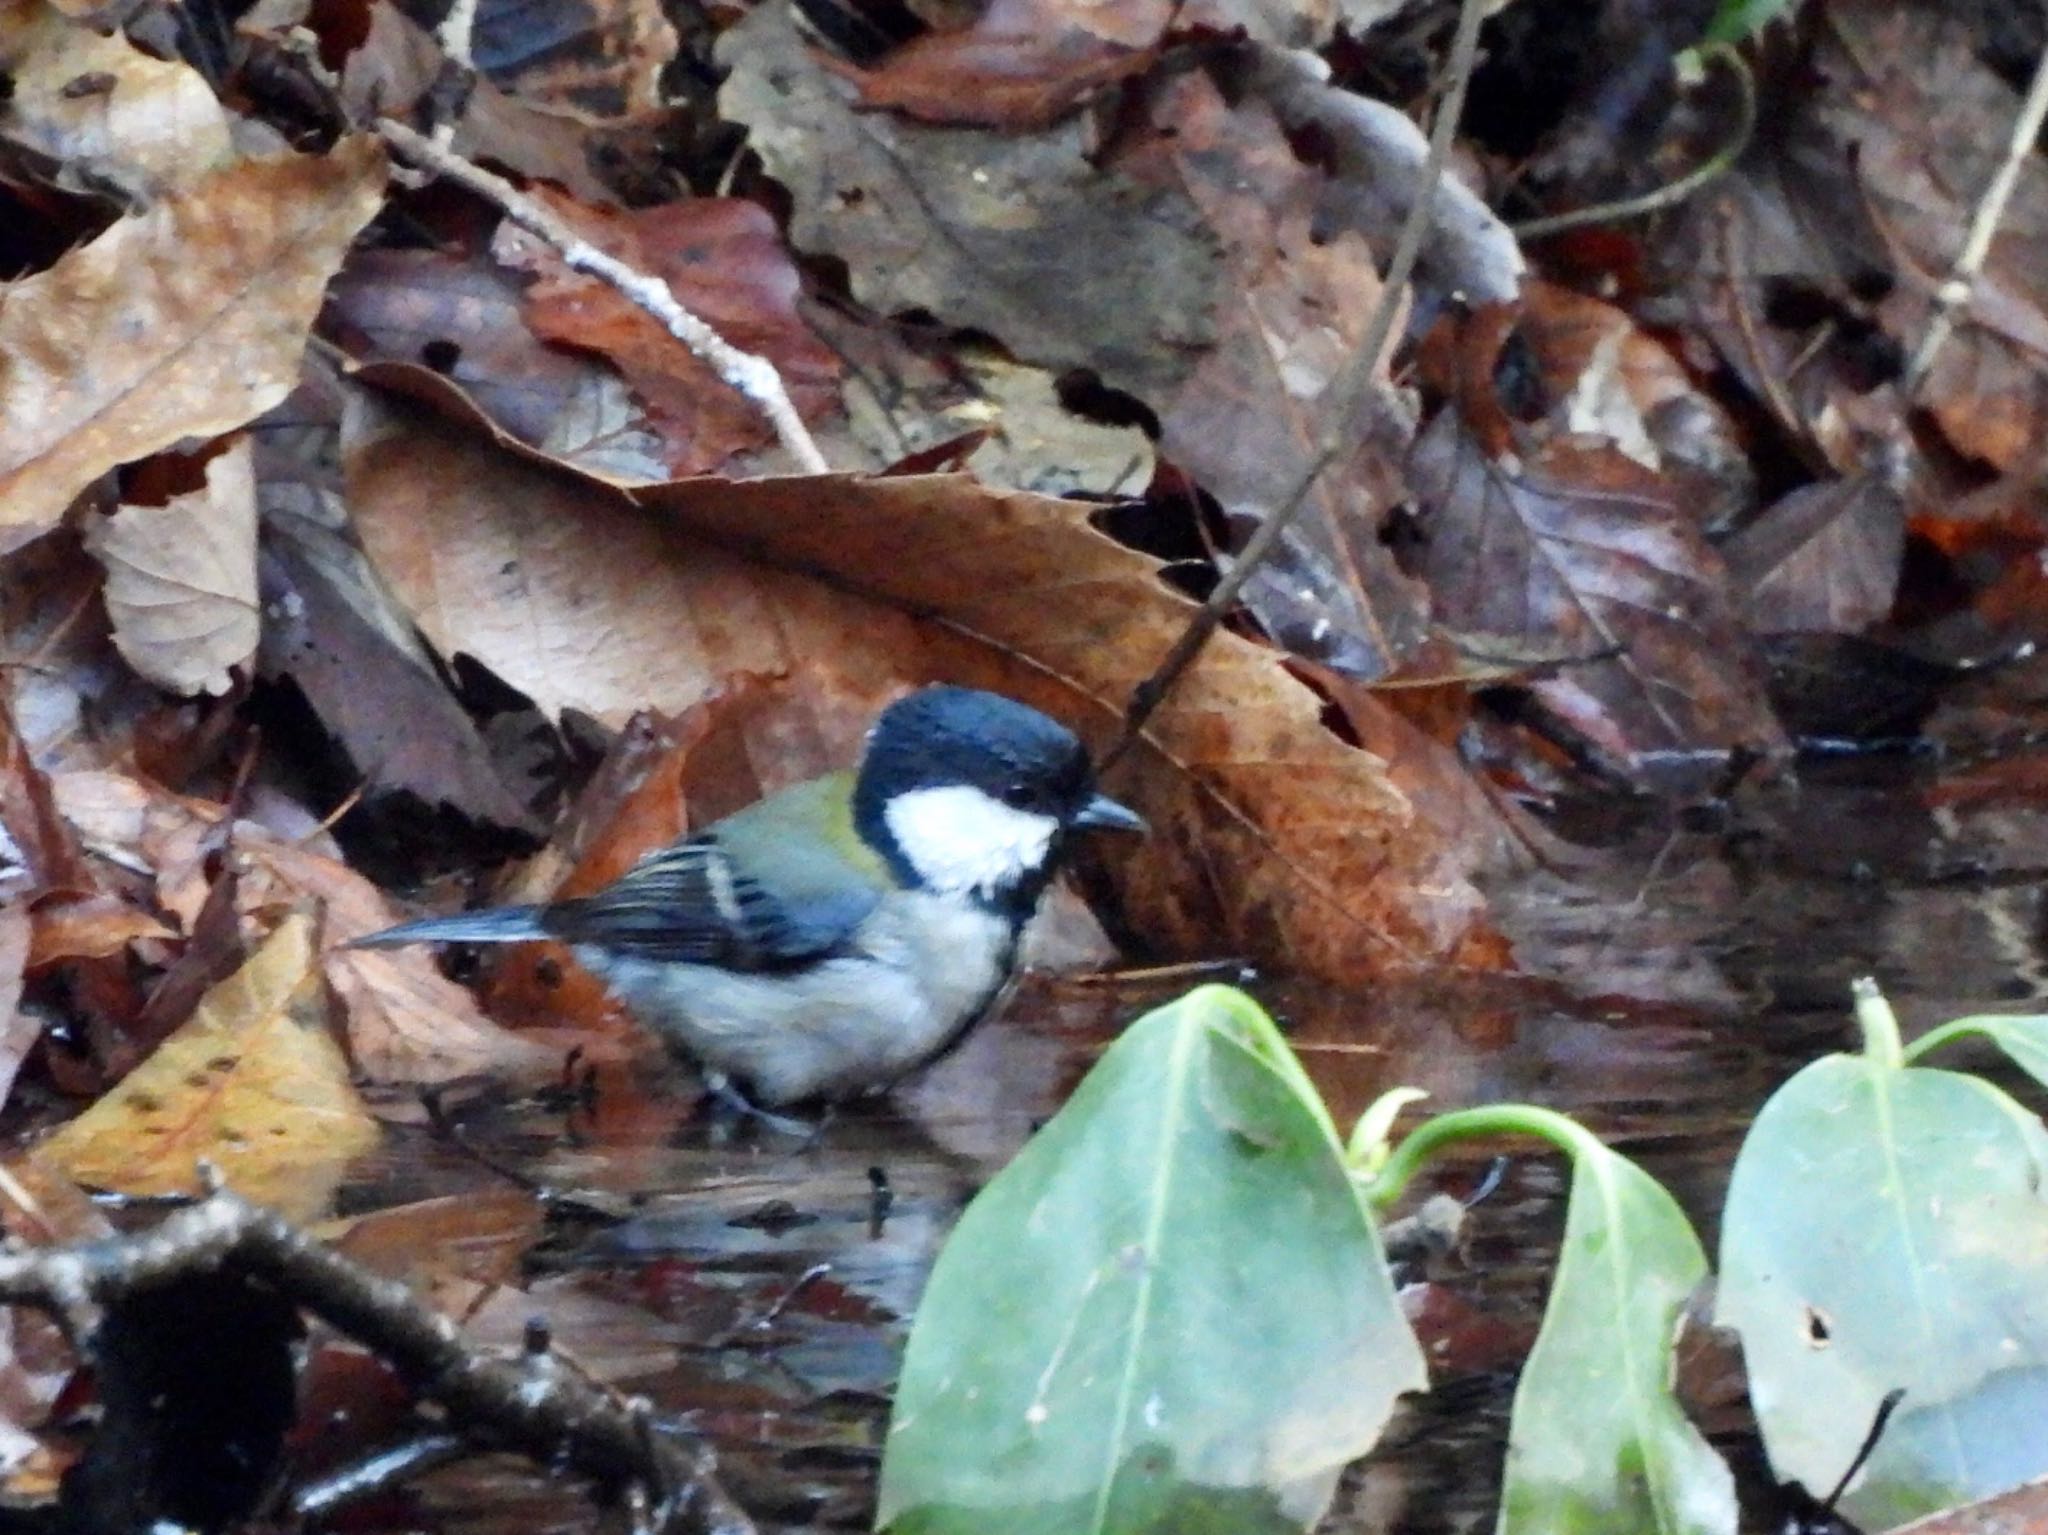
1000;782;1035;809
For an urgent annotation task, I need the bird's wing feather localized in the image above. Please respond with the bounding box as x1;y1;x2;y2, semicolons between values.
539;840;868;966
538;785;885;968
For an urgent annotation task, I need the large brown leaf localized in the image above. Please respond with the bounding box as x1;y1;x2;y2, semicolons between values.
1409;413;1785;769
342;391;1506;983
0;138;387;549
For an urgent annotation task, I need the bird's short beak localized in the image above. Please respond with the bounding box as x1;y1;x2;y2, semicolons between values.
1073;792;1147;835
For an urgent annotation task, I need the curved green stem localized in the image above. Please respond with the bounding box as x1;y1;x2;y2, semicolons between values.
1903;1015;2003;1066
1364;1103;1601;1208
1852;977;1906;1071
1512;42;1754;241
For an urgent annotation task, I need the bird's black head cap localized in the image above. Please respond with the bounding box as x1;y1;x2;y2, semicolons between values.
852;686;1097;900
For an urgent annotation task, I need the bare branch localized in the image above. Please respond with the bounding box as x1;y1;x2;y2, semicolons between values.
1101;0;1497;771
0;1189;757;1535
1907;38;2048;393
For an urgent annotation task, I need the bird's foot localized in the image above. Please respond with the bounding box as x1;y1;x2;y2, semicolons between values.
696;1074;827;1141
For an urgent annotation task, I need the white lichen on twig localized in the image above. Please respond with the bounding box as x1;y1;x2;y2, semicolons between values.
377;118;831;474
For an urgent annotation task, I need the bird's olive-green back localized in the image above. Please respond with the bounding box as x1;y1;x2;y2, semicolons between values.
708;770;899;918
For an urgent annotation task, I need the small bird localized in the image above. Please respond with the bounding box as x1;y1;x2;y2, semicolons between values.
355;686;1144;1107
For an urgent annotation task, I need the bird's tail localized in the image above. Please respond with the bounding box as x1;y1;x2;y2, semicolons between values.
348;906;549;949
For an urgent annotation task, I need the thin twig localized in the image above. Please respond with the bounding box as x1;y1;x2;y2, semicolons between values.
1100;0;1492;772
375;118;831;475
0;1188;757;1535
1906;39;2048;393
1513;44;1755;240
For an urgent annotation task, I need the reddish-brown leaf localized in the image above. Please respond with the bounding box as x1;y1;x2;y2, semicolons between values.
497;196;843;476
835;0;1168;129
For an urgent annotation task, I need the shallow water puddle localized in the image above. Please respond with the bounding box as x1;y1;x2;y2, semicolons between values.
329;754;2048;1533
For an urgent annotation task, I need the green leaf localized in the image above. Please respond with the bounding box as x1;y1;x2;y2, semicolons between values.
877;985;1424;1535
1719;1050;2048;1528
1701;0;1798;44
1906;1012;2048;1090
1496;1118;1734;1535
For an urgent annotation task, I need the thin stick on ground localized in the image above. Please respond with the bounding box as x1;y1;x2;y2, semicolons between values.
1512;43;1754;241
1099;0;1493;773
1906;39;2048;394
0;1183;757;1535
375;118;831;475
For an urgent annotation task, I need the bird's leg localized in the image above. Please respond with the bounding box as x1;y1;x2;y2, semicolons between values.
696;1072;825;1140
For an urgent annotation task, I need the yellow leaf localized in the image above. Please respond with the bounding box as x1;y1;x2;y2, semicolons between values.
37;913;379;1220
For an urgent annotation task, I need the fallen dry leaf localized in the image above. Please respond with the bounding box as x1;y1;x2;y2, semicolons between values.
84;439;259;696
331;1187;545;1289
1515;280;1751;528
1722;471;1906;635
835;0;1169;129
495;195;842;475
0;137;387;549
343;391;1506;982
1409;413;1785;769
324;248;668;481
1118;70;1430;680
0;0;233;199
257;467;547;835
35;914;380;1220
26;894;175;967
242;834;564;1086
717;2;1220;403
48;769;560;1084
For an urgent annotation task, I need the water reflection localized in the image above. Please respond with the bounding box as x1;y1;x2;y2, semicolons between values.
337;755;2048;1533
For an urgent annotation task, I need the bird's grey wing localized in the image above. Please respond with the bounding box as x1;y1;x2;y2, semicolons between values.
538;837;877;967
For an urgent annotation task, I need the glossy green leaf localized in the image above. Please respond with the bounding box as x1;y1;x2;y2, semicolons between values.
1373;1105;1727;1535
1907;1012;2048;1092
1719;1050;2048;1529
1505;1125;1733;1535
1701;0;1797;44
1367;1106;1731;1535
877;985;1425;1535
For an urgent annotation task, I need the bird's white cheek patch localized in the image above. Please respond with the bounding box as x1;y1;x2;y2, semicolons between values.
884;786;1059;898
